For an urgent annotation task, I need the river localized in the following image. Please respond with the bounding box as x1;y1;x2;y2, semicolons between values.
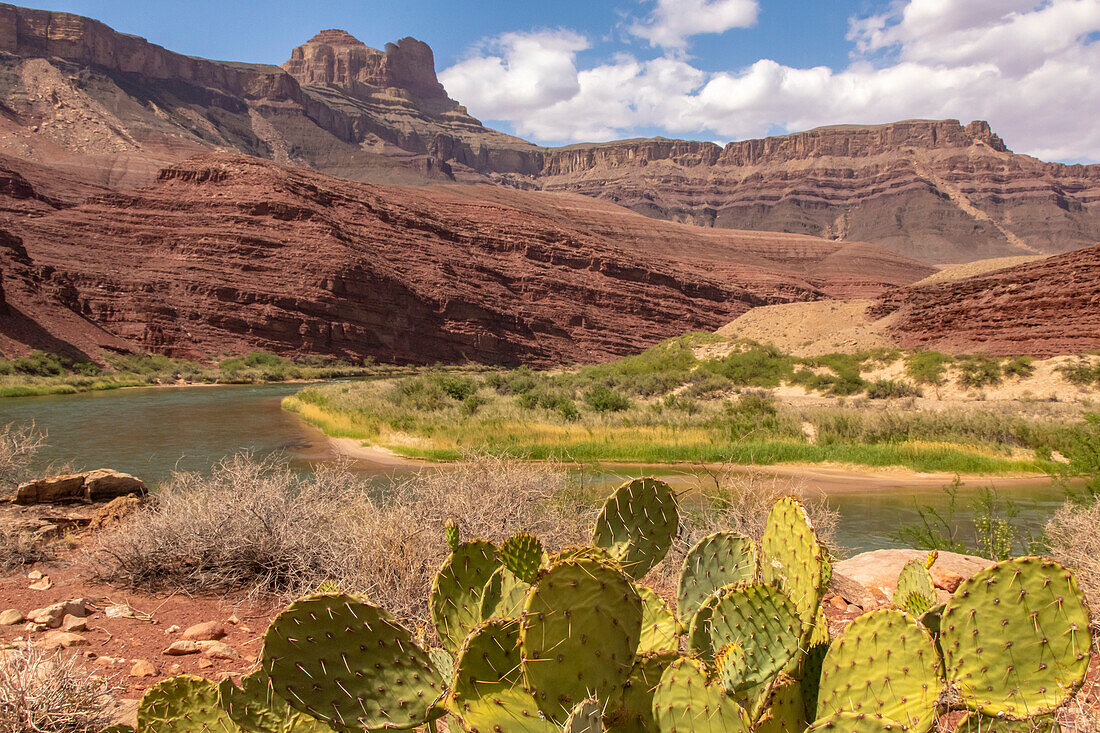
0;383;1069;553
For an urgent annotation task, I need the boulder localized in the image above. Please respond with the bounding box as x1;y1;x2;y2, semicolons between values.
834;549;993;605
163;640;201;656
197;640;239;660
15;474;86;504
39;631;88;650
0;609;23;626
129;660;157;677
181;621;227;642
83;469;146;502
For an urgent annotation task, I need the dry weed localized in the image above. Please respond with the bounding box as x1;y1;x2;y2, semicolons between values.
0;644;116;733
1046;500;1100;631
0;528;46;573
0;423;44;498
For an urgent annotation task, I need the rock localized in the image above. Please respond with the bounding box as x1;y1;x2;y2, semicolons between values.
827;570;884;611
197;658;214;669
39;631;88;650
26;600;87;629
834;549;993;604
827;595;848;611
0;610;24;625
181;621;227;642
26;571;43;581
61;615;88;633
164;625;181;635
163;640;201;656
226;615;240;626
27;577;51;591
88;494;144;529
129;660;157;677
15;473;85;504
197;640;238;660
105;604;136;619
931;568;966;593
83;470;147;502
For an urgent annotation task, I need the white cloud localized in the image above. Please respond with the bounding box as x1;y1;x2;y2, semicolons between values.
440;0;1100;161
629;0;759;49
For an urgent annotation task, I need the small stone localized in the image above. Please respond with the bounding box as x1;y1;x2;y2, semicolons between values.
40;631;88;650
23;622;47;633
27;571;43;581
163;640;201;656
0;610;24;626
129;660;157;677
105;604;136;619
846;604;862;614
226;615;240;626
165;625;181;635
168;663;182;673
28;577;52;591
828;595;848;611
197;658;214;669
181;622;227;642
62;615;88;633
197;640;239;660
931;569;965;593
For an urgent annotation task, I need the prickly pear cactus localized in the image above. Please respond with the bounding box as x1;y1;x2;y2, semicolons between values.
427;648;454;691
636;585;680;654
262;594;444;731
895;557;937;616
99;727;135;733
754;675;806;733
430;539;502;653
218;672;333;733
501;532;544;584
815;609;941;732
686;589;724;659
677;531;757;622
565;698;605;733
479;565;532;621
707;582;804;691
520;557;643;723
800;604;832;722
445;520;460;552
448;617;556;733
760;496;830;625
592;478;678;580
137;675;237;733
956;713;1062;732
651;657;750;733
605;651;678;733
547;545;616;565
806;712;910;732
714;641;747;694
941;556;1092;720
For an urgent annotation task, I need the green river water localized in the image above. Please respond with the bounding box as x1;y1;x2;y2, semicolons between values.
0;383;1067;553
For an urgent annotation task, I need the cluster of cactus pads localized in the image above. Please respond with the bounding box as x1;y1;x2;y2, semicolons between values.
117;478;1093;733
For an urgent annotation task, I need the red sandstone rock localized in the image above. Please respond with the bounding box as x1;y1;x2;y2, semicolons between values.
870;245;1100;357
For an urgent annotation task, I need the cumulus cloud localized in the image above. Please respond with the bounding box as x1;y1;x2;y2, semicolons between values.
629;0;760;49
440;0;1100;161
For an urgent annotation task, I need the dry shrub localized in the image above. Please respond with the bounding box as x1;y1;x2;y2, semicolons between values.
0;423;44;498
0;645;116;733
1045;499;1100;631
93;452;589;624
0;528;46;573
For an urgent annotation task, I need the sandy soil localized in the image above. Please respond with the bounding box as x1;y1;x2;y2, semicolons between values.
715;299;899;356
913;255;1046;286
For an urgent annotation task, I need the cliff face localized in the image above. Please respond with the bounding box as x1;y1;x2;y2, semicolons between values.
870;245;1100;357
0;154;930;363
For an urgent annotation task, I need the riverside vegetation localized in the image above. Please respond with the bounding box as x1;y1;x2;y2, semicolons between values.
284;335;1099;474
89;478;1094;732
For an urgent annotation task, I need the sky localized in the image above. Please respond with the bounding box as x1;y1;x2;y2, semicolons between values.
27;0;1100;162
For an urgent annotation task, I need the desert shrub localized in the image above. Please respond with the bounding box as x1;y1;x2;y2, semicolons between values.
242;351;288;368
431;374;478;402
0;645;116;733
0;423;44;494
906;351;952;385
703;344;795;387
0;528;46;573
218;357;245;374
866;379;922;399
11;351;65;377
460;394;485;416
1046;499;1100;629
585;385;631;413
1059;359;1100;387
1002;356;1036;379
571;334;711;395
956;356;1003;389
391;378;446;411
683;371;732;398
485;367;538;395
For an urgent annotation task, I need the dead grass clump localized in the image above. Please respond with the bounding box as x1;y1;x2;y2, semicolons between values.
93;452;588;625
1045;499;1100;631
0;644;116;733
0;423;44;498
0;528;46;573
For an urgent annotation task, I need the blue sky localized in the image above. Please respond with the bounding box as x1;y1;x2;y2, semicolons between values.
22;1;1100;161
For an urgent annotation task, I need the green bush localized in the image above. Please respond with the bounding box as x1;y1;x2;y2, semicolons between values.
866;379;922;399
12;351;66;377
1002;356;1035;379
585;385;631;413
1059;360;1100;387
703;344;795;387
683;371;732;398
432;374;478;401
243;351;289;368
906;351;951;385
956;356;1002;389
486;367;538;395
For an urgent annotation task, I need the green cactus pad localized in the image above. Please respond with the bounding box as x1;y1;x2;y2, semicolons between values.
448;617;556;733
941;556;1093;719
547;545;616;565
520;557;643;723
262;594;444;730
218;672;333;733
714;641;747;694
592;478;678;580
137;675;238;733
479;565;532;621
651;657;750;733
800;604;832;722
760;496;831;625
501;533;545;584
605;651;678;733
806;712;911;732
687;589;724;659
755;675;806;733
707;582;804;692
565;699;605;733
636;585;680;654
957;713;1062;732
816;609;940;732
427;648;454;690
430;539;502;654
677;531;757;622
100;727;136;733
895;558;937;617
445;520;460;552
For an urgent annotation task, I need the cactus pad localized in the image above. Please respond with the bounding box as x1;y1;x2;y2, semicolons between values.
636;585;680;654
707;582;804;691
816;609;940;732
941;556;1092;719
760;496;830;625
137;675;237;733
448;617;556;733
445;520;460;552
501;533;544;584
800;604;832;721
755;675;806;733
687;589;724;658
218;672;333;733
957;713;1062;732
606;651;678;733
677;531;757;622
651;657;749;733
479;565;532;621
520;557;643;723
714;641;747;694
565;699;605;733
806;712;911;732
262;594;444;730
592;478;678;580
427;648;454;690
430;539;502;653
895;558;937;617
